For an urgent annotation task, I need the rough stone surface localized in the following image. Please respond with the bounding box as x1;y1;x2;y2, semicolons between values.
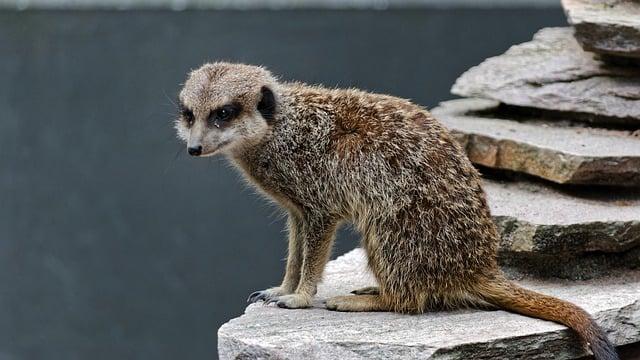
451;27;640;127
563;0;640;59
485;178;640;251
431;98;640;186
218;249;640;360
484;178;640;278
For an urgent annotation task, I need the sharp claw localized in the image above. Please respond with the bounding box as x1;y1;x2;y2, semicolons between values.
247;291;267;303
276;301;288;308
265;298;278;305
350;290;357;294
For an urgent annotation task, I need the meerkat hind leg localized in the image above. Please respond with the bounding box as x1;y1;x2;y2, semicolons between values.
325;295;388;312
350;286;380;295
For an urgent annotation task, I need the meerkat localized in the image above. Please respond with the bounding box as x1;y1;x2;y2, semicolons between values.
175;62;618;360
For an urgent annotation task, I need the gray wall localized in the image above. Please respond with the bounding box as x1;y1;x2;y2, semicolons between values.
0;0;561;10
0;8;565;360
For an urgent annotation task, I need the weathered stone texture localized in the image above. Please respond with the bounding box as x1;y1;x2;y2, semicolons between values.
563;0;640;59
432;98;640;186
451;27;640;126
219;249;640;360
485;179;640;249
484;178;640;278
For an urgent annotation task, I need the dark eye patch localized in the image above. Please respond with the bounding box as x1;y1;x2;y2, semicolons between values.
179;103;195;127
209;103;242;128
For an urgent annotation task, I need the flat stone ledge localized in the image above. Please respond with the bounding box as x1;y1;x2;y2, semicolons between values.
562;0;640;59
431;98;640;186
451;27;640;127
484;178;640;278
218;249;640;360
485;179;640;236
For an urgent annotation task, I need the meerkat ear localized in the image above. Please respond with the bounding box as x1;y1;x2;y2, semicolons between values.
257;86;276;123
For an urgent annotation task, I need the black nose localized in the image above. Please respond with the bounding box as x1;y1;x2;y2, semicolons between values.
188;146;202;156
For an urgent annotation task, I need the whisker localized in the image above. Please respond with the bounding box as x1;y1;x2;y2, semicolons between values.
163;145;184;175
163;89;178;108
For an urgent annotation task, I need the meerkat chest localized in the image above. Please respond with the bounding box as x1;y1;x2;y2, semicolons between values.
239;135;334;208
251;147;312;191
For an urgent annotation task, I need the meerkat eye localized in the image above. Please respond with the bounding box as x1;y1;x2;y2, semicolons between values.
210;104;240;127
217;108;230;120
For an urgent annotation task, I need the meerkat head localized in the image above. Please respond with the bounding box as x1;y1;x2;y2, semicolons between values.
175;62;278;157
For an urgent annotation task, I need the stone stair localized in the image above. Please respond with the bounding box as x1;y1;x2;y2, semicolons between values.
563;0;640;61
219;249;640;359
440;24;640;280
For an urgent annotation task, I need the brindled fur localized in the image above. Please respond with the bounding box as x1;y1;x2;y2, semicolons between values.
175;62;618;360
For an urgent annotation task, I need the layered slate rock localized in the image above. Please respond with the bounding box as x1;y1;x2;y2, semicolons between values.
451;27;640;127
219;249;640;360
563;0;640;60
485;178;640;279
431;98;640;186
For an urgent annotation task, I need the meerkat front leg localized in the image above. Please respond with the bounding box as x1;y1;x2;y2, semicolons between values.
267;215;337;309
248;213;303;303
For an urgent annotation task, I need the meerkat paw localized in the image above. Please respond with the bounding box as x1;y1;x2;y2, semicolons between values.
265;293;312;309
350;286;380;295
325;295;386;312
247;286;290;303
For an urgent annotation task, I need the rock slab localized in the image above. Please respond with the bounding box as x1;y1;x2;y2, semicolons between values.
219;249;640;360
563;0;640;59
432;98;640;186
484;178;640;278
451;27;640;126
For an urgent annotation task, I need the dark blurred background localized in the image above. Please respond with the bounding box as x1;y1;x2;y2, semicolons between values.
0;3;566;359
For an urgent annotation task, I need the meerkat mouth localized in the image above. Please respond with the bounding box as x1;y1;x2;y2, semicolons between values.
198;151;217;157
199;139;232;157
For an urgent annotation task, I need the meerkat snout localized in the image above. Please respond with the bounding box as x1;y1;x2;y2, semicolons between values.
187;145;202;156
175;62;278;157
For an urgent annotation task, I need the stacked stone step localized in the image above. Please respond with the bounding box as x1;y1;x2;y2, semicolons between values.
432;6;640;281
564;0;640;63
219;249;640;359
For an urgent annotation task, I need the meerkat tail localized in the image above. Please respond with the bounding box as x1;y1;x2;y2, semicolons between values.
475;278;619;360
325;294;388;312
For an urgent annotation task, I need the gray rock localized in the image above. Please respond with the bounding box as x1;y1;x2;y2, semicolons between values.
484;178;640;279
563;0;640;59
451;27;640;126
218;248;640;360
485;179;640;253
431;98;640;186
